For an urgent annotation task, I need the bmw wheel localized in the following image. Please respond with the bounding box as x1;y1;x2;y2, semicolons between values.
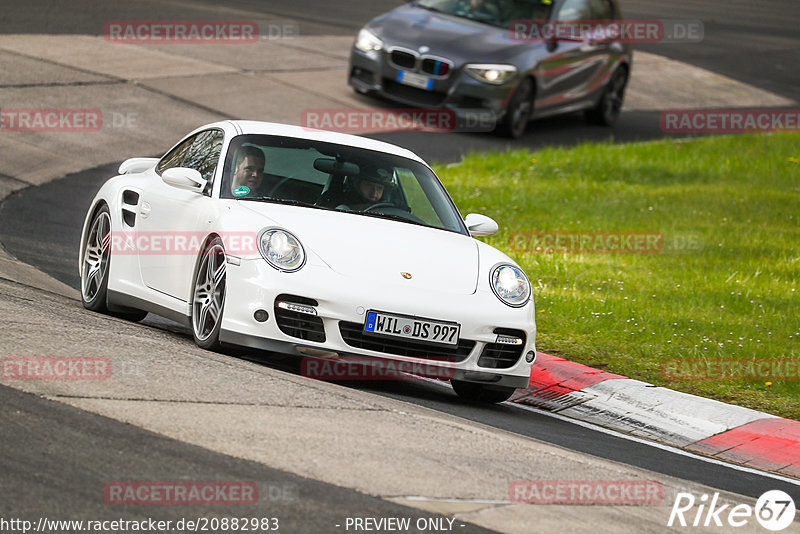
192;237;227;350
499;78;534;139
585;66;628;126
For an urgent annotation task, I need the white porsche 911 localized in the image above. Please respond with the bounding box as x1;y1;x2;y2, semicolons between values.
79;120;536;403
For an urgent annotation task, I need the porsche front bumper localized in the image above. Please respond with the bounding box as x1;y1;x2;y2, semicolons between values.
220;258;535;389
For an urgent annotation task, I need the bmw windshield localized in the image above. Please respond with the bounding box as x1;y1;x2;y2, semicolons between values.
414;0;554;29
220;134;468;235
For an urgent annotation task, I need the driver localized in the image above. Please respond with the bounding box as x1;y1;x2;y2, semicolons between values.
230;146;274;197
340;166;396;210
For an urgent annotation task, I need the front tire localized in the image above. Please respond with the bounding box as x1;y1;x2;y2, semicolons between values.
451;379;516;404
81;205;112;313
585;66;628;126
192;237;227;350
498;78;534;139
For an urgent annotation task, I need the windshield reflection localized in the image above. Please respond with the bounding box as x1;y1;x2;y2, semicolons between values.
415;0;554;29
220;134;468;235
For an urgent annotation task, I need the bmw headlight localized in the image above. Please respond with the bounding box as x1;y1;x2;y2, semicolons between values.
465;64;517;85
258;228;305;272
490;264;531;307
355;28;383;53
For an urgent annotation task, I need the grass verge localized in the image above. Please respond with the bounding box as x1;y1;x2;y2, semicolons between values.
435;132;800;420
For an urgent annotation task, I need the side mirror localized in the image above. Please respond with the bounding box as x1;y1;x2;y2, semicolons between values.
118;157;159;175
465;213;499;236
161;167;206;193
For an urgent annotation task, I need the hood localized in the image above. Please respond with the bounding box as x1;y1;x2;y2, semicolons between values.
239;203;479;295
372;4;540;63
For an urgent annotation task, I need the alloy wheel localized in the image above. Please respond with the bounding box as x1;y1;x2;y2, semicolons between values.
192;241;226;342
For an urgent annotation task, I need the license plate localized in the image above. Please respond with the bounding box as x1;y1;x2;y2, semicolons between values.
364;310;460;346
396;71;433;90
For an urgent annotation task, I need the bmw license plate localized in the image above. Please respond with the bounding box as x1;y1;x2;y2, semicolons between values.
396;71;433;91
364;310;460;346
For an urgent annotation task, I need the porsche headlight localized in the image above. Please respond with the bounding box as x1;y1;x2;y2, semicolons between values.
465;64;517;85
490;264;531;307
355;28;383;53
258;228;305;272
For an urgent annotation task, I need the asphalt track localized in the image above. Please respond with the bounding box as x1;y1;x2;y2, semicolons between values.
0;384;495;533
2;0;800;531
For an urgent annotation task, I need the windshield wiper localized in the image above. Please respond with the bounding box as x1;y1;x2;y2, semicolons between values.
239;197;318;209
413;1;444;13
350;210;432;229
414;2;504;27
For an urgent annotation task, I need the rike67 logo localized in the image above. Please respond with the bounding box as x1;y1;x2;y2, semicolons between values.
668;490;796;531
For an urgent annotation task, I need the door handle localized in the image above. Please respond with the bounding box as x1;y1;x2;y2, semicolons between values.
140;202;152;218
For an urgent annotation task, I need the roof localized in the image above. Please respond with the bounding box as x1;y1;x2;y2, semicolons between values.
200;120;428;166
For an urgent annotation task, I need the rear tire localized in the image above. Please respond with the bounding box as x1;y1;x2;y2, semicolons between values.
585;66;628;126
498;78;534;139
451;379;516;404
80;204;148;321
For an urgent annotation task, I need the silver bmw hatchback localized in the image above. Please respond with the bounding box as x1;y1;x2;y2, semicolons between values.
349;0;633;137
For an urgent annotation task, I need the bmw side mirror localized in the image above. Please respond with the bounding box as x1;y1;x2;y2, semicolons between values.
161;167;207;193
465;213;499;236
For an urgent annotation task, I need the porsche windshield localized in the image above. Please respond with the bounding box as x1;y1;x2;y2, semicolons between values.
220;134;468;235
414;0;553;29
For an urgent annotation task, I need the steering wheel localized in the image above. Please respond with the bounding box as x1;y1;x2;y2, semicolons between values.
363;202;396;212
267;177;291;197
